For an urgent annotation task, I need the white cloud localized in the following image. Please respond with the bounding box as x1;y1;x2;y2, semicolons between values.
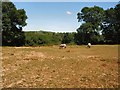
66;11;72;15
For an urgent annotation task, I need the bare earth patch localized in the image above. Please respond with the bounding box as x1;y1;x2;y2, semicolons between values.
2;45;119;88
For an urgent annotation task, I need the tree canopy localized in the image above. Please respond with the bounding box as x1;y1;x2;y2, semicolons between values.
76;6;105;44
2;2;27;46
76;3;120;44
102;3;120;44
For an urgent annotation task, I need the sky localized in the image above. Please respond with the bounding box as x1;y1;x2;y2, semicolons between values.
13;2;118;32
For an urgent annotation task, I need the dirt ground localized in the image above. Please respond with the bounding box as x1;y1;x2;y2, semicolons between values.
1;45;119;88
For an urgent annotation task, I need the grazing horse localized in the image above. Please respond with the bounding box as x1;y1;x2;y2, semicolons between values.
59;44;66;49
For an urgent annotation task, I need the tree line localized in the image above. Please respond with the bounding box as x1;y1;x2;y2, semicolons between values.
2;2;120;46
24;31;75;46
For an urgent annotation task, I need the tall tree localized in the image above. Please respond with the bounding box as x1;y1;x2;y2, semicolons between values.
76;6;105;44
62;33;74;44
114;2;120;43
2;2;27;46
102;3;120;44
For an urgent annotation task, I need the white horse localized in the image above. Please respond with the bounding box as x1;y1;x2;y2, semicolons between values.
59;44;66;49
87;43;91;48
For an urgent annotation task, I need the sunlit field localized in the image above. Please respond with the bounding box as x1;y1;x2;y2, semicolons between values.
2;45;119;88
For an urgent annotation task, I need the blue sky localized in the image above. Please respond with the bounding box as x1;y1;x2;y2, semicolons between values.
13;2;118;32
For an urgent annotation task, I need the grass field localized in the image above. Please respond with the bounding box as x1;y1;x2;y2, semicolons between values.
2;45;119;88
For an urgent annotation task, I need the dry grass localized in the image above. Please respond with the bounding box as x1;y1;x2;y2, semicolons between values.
2;45;119;88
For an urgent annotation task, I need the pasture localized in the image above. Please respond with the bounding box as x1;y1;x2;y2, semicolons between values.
2;45;119;88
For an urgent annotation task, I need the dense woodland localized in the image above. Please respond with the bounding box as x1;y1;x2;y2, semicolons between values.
2;1;120;46
25;31;75;46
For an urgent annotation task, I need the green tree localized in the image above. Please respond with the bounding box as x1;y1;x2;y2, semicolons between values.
102;2;120;44
76;6;105;44
77;6;105;30
2;2;27;46
75;22;99;44
62;33;74;44
51;33;62;45
115;2;120;43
